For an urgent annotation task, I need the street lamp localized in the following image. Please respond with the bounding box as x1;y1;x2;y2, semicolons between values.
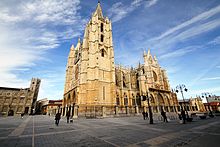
94;98;98;118
142;92;153;124
175;84;189;118
57;105;61;113
201;93;214;117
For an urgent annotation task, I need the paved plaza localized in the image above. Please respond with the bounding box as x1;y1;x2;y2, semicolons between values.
0;115;220;147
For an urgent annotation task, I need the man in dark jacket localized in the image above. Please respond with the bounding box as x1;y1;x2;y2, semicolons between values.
181;109;186;124
66;111;70;123
142;111;146;120
55;113;61;126
161;110;168;122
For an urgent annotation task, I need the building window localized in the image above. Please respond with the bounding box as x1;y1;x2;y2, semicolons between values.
132;99;135;106
153;71;157;82
116;97;120;105
123;73;127;88
136;94;140;106
101;49;105;57
103;86;105;100
75;65;79;80
101;34;104;42
101;23;104;32
124;97;128;106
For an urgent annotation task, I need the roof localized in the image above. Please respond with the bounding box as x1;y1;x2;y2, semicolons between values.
178;99;190;103
204;102;220;106
0;87;29;91
48;100;63;103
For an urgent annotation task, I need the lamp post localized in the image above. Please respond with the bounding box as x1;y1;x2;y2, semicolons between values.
142;92;153;124
201;93;214;117
57;105;61;113
94;98;97;118
175;84;189;118
147;92;153;124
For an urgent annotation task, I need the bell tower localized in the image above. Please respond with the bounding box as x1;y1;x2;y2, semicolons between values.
80;1;115;106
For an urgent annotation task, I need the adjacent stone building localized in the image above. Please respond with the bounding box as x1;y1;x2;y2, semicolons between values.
178;97;205;113
0;78;41;116
62;2;178;118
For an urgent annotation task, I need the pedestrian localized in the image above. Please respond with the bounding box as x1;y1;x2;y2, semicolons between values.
66;111;70;123
21;112;24;119
178;113;182;120
55;113;61;126
161;110;168;122
145;111;148;119
181;109;186;124
142;111;146;120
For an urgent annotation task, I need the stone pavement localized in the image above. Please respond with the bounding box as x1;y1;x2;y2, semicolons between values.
0;115;220;147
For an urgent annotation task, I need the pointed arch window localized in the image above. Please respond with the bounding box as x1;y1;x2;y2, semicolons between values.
75;65;79;80
103;86;105;100
124;96;128;106
101;23;104;32
101;49;105;57
153;71;157;82
116;96;120;105
101;34;104;42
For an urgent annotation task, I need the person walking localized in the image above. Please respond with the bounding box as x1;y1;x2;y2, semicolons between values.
142;111;146;120
161;110;168;122
181;109;186;124
55;113;61;126
66;111;70;123
145;111;148;119
21;112;24;119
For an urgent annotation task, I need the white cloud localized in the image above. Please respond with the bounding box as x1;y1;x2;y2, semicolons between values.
208;36;220;45
155;5;220;40
189;61;219;87
202;77;220;81
38;75;65;100
188;87;220;97
0;0;84;99
108;0;159;22
142;5;220;56
146;0;159;7
173;19;220;42
159;46;199;60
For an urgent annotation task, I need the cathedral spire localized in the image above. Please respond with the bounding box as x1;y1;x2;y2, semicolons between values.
70;44;74;51
147;48;151;57
143;50;147;56
154;55;157;61
75;38;81;50
93;1;103;19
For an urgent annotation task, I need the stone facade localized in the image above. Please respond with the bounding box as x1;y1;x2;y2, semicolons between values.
42;100;63;116
62;3;178;118
0;78;41;116
178;97;205;113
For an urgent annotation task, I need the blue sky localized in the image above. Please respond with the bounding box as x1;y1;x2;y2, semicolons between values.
0;0;220;101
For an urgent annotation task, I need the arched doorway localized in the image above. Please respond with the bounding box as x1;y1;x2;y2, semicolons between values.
24;107;29;114
158;93;164;112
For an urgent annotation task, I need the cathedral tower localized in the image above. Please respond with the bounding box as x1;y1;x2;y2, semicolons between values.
63;2;115;117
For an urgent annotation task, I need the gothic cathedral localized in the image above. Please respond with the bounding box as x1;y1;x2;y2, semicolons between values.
62;2;178;118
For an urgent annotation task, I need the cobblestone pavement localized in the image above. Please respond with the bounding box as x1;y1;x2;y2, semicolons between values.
0;115;220;147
